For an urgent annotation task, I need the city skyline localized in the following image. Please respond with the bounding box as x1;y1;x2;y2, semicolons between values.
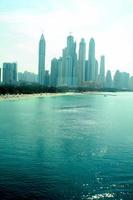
1;34;132;91
0;0;133;74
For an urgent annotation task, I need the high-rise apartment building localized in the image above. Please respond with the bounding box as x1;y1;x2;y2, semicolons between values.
78;38;86;85
120;72;129;89
50;58;59;87
38;34;46;85
113;70;121;89
105;70;112;88
3;63;17;85
99;55;105;87
57;57;63;86
95;59;98;82
87;38;96;81
44;70;50;87
66;35;77;86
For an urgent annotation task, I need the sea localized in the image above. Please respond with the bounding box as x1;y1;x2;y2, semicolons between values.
0;92;133;200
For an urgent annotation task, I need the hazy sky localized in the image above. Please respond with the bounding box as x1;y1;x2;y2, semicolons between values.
0;0;133;75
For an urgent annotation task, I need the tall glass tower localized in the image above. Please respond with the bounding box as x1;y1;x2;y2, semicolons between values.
38;34;46;85
78;38;86;85
99;55;105;87
105;70;112;88
88;38;95;81
66;35;77;86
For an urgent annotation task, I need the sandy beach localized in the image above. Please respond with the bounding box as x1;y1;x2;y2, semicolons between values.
0;92;77;101
0;91;117;101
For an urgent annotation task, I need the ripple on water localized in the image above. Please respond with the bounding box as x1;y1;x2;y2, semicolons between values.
82;193;115;200
0;93;133;199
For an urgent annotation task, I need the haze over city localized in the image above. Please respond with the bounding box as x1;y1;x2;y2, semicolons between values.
1;1;133;200
0;0;133;74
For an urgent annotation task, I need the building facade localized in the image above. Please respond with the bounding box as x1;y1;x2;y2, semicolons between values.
87;38;96;81
38;34;46;85
3;63;17;85
99;55;105;87
78;38;86;85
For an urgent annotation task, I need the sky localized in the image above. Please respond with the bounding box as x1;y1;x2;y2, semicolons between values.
0;0;133;75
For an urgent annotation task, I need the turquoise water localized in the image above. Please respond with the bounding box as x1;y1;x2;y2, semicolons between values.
0;93;133;200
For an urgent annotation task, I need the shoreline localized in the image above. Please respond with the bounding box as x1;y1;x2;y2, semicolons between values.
0;92;76;101
0;91;118;101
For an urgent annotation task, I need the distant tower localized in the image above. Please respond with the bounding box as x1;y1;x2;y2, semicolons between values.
50;58;59;87
38;34;46;85
3;63;17;85
95;59;98;82
66;35;77;86
78;38;86;85
44;70;50;87
105;70;112;88
88;38;95;81
120;72;129;89
113;70;121;89
58;57;63;86
85;60;88;81
99;55;105;87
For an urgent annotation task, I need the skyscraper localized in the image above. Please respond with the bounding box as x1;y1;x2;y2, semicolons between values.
85;60;88;81
61;47;71;86
99;55;105;87
113;70;121;89
66;35;77;86
87;38;95;81
120;72;129;89
105;70;112;88
95;59;98;82
128;76;133;90
64;55;73;87
3;63;17;85
44;70;50;87
78;38;86;85
57;57;63;86
38;34;46;85
50;58;59;87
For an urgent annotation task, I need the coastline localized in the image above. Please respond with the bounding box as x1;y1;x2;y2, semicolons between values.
0;92;76;101
0;91;117;101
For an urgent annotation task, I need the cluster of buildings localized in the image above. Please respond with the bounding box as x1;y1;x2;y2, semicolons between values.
0;63;17;85
0;34;133;90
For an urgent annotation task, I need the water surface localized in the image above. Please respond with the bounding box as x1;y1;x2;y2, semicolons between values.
0;92;133;200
